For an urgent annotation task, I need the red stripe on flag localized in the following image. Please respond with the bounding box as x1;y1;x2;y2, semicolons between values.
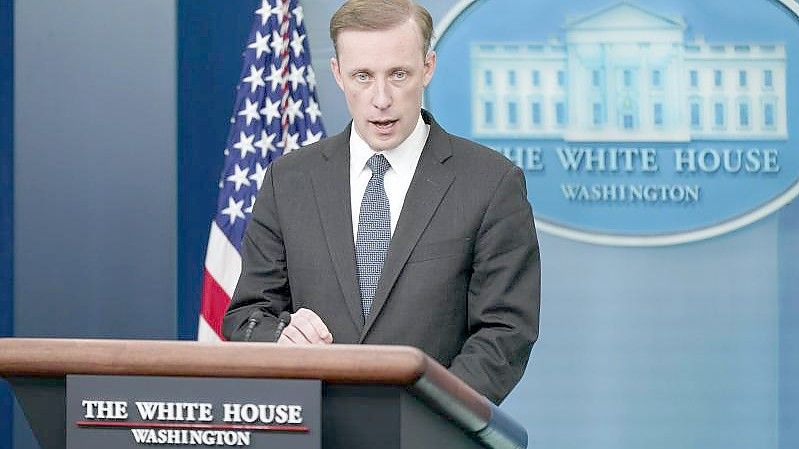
201;270;230;340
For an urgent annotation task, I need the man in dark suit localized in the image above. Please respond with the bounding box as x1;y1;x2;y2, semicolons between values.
223;0;540;405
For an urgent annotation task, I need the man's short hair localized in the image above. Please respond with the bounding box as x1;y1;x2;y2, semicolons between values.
329;0;434;56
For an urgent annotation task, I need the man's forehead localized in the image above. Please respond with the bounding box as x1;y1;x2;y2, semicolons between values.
334;19;426;57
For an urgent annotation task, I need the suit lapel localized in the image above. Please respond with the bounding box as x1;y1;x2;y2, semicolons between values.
360;117;455;341
310;127;365;332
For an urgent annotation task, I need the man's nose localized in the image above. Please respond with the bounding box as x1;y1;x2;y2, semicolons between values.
371;79;392;110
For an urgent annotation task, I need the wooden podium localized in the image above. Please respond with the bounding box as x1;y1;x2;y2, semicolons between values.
0;338;527;449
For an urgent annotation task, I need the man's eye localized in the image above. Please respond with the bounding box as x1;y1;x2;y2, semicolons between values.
393;71;407;81
355;73;370;82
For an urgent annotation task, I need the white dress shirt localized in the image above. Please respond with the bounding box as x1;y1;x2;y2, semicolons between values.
350;114;430;242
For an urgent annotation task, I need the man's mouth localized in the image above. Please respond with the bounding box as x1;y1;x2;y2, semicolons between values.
370;119;398;132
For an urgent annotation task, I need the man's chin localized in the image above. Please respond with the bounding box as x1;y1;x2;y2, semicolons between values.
366;136;398;152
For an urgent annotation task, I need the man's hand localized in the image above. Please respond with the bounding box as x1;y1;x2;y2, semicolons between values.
277;308;334;344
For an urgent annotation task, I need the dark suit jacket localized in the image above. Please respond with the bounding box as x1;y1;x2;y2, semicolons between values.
223;110;540;404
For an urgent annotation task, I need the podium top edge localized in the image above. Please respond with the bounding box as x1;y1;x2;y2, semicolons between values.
0;338;428;384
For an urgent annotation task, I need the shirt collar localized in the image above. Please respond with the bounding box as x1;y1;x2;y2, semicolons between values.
349;113;429;177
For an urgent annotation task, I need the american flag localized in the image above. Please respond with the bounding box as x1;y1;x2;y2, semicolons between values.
198;0;326;341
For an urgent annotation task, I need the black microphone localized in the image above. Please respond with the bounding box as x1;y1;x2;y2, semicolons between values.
243;310;264;342
274;311;292;342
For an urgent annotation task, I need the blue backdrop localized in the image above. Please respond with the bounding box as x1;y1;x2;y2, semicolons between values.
1;0;15;447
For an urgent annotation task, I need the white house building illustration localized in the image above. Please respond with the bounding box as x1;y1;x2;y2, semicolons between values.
470;2;788;142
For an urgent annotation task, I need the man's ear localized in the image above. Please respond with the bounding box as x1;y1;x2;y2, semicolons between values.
423;50;437;87
330;57;344;91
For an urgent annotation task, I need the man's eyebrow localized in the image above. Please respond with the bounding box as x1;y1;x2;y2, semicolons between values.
348;68;373;75
346;66;412;76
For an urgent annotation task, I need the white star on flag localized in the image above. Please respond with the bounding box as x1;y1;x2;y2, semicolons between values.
221;197;246;225
242;65;265;93
254;129;277;157
283;131;300;153
232;131;256;158
249;163;268;190
264;65;284;92
305;98;322;123
270;30;286;55
287;64;307;90
226;164;251;191
290;30;306;57
260;98;281;123
302;129;323;146
284;96;304;124
238;98;261;126
292;6;303;25
244;195;257;214
254;1;271;26
306;66;317;91
270;2;287;24
247;31;271;59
